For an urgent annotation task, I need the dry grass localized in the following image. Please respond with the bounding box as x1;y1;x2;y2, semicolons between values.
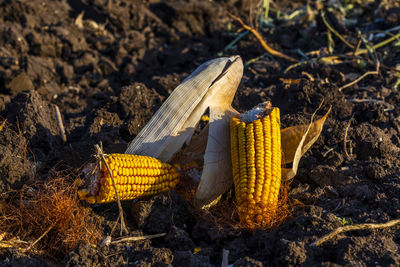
176;174;296;232
0;176;102;257
270;179;297;230
233;178;296;231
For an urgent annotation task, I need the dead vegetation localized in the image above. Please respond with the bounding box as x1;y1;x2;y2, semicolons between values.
0;176;102;258
176;174;295;232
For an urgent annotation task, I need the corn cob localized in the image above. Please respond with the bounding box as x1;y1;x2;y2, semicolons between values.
230;106;281;229
78;154;180;204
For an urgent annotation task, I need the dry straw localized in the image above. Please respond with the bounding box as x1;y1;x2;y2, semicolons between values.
0;177;102;257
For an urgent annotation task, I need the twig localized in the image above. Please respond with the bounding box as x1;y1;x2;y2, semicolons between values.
301;71;314;81
23;224;54;252
359;33;375;58
327;30;334;54
95;145;129;235
319;55;343;65
338;62;380;91
346;98;389;105
348;32;400;56
284;60;310;73
0;239;29;249
312;218;400;246
321;10;354;49
54;105;67;143
322;146;335;157
343;115;354;159
246;52;271;66
352;37;362;56
221;249;230;267
285;54;357;73
110;233;166;244
229;13;298;63
262;0;270;21
383;25;400;33
346;98;394;112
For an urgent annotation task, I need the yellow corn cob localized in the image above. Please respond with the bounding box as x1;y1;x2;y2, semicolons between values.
230;107;281;229
79;154;180;204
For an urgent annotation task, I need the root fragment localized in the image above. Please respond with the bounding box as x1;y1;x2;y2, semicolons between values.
338;62;380;91
312;218;400;246
228;13;298;63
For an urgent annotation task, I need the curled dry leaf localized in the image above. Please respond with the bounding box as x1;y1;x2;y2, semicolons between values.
281;107;331;181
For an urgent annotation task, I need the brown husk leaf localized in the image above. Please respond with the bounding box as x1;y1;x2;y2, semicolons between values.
281;107;331;181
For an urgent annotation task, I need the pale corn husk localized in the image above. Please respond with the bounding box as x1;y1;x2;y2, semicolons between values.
125;56;244;207
195;105;239;207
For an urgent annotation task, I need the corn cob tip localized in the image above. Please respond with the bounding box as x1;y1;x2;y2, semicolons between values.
239;101;272;123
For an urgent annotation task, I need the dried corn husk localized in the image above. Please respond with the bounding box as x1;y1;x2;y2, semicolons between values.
125;56;243;206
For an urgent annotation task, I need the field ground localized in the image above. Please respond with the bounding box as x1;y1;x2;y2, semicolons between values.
0;0;399;266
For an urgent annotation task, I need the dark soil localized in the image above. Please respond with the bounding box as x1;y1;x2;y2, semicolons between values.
0;0;399;266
